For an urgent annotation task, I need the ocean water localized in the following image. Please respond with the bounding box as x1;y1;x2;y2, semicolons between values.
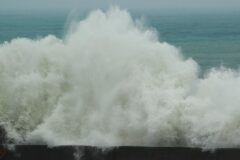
146;13;240;70
1;8;240;148
1;11;240;71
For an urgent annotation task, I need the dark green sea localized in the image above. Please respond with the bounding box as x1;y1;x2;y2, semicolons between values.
0;11;240;71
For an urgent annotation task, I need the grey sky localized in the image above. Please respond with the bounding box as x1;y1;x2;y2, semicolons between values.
1;0;240;12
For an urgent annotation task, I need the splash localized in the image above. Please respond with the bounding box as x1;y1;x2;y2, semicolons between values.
0;7;240;149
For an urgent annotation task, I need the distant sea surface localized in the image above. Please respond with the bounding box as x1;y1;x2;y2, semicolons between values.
0;11;240;71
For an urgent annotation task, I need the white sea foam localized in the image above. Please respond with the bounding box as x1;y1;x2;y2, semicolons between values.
0;7;240;149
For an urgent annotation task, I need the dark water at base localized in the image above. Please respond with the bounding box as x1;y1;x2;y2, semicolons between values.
1;145;240;160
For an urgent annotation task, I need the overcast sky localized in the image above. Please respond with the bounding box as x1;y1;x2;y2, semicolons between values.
1;0;240;13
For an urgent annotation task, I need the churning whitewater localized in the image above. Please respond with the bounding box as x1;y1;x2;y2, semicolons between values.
1;7;240;149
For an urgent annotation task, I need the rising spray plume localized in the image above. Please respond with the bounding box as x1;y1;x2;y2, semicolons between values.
0;7;240;149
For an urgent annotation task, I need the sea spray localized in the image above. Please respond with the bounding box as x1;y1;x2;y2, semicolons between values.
0;7;240;149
